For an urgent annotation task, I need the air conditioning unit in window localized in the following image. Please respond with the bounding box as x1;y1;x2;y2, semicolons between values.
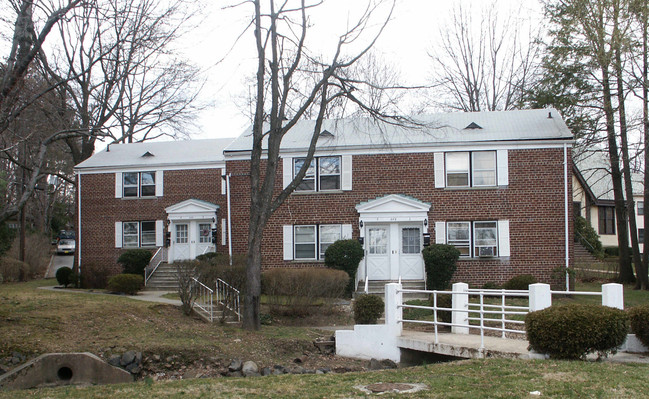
478;246;496;257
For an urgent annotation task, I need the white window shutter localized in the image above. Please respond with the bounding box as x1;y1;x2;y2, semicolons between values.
497;150;509;186
341;155;352;191
115;222;123;248
283;225;293;260
221;219;227;246
283;157;293;189
115;172;123;198
342;224;353;239
498;220;510;257
155;220;164;247
155;170;164;196
221;169;226;195
435;221;446;244
434;153;445;188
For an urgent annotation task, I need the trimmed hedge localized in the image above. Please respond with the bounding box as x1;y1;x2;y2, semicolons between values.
502;274;537;290
628;305;649;348
56;266;74;287
195;254;247;291
325;239;364;295
117;249;152;276
354;294;384;324
526;304;629;359
107;273;144;295
422;244;460;290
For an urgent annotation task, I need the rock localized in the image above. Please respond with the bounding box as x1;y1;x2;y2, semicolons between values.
125;363;141;374
261;367;271;376
316;369;325;374
121;351;137;366
369;358;398;370
135;352;142;364
108;355;121;367
228;359;243;372
305;369;315;374
242;361;259;376
184;369;202;379
153;354;161;361
228;371;243;377
317;367;331;374
290;366;305;374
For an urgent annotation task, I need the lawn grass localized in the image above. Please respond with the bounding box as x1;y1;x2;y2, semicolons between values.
1;358;648;398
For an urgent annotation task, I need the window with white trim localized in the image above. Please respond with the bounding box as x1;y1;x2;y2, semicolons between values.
123;171;156;197
123;221;156;248
446;221;498;258
199;223;212;244
294;156;341;192
445;151;497;188
638;201;644;216
292;224;343;260
176;224;188;244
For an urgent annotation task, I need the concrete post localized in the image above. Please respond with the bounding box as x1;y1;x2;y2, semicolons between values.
452;282;469;334
385;283;403;336
529;283;552;312
602;283;624;309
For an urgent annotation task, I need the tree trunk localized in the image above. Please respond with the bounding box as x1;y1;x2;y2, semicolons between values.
641;3;649;289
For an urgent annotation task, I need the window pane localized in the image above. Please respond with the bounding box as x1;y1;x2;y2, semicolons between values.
474;222;497;246
368;227;388;254
639;202;644;216
123;222;139;235
123;172;138;185
319;225;341;258
472;152;496;186
402;227;420;254
297;178;315;191
141;172;155;185
320;175;340;190
295;226;315;243
446;152;469;172
123;222;139;248
141;185;156;196
199;223;211;243
473;171;496;186
447;222;470;256
446;173;469;187
295;244;316;259
123;236;139;247
176;224;188;244
319;157;340;175
294;158;315;177
141;221;156;246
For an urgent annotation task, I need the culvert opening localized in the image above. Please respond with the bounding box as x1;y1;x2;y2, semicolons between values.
57;366;73;381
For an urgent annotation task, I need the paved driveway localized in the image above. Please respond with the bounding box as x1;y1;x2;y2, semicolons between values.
45;254;74;278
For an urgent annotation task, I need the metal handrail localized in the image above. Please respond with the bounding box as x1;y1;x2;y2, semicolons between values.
192;277;214;322
216;278;241;322
145;247;166;285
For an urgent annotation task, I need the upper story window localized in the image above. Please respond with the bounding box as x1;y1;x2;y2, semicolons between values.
445;151;496;188
638;201;644;216
294;156;341;192
123;171;156;197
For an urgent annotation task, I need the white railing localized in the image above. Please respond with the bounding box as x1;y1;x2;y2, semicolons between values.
192;277;214;322
145;247;168;285
216;278;241;322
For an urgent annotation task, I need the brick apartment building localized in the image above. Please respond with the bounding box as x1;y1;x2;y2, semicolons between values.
75;108;574;289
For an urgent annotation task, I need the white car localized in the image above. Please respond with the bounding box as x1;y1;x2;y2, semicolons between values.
57;239;76;255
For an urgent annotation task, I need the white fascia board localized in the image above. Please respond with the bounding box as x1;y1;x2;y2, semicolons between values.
223;140;574;161
75;161;225;175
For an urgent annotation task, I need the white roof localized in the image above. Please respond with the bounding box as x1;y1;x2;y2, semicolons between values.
75;138;235;171
574;149;644;201
224;108;572;153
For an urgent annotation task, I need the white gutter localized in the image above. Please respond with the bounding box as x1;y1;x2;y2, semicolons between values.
227;173;233;266
77;173;82;273
564;143;570;291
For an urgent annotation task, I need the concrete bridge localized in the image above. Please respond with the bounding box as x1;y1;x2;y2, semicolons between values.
336;282;628;362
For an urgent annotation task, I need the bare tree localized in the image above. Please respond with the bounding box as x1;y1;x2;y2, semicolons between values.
237;0;407;330
428;2;542;112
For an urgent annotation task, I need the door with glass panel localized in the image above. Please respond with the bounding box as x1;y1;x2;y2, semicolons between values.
195;222;214;257
366;225;390;280
174;223;190;260
399;225;424;280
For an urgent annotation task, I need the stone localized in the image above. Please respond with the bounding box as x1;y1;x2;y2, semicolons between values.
125;363;141;374
228;359;243;372
261;367;271;376
107;355;121;367
153;354;161;361
242;361;258;376
135;352;142;365
228;371;243;377
290;366;305;374
120;351;137;367
317;367;331;374
316;369;325;374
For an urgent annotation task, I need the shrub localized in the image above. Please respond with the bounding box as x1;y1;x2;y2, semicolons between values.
81;262;122;289
526;304;629;360
482;281;501;290
107;274;144;295
429;293;452;323
422;244;460;290
628;305;649;348
353;294;384;324
174;260;198;316
0;257;28;283
195;254;247;291
8;233;51;279
117;249;153;276
262;268;349;316
56;267;74;287
502;274;537;290
325;239;364;295
574;215;603;257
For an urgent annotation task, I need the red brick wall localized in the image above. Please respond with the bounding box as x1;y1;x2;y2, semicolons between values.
78;168;227;271
226;148;574;289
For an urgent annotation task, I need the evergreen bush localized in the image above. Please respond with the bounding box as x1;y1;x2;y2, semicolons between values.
421;244;460;290
628;305;649;348
117;249;153;276
56;266;74;287
353;294;384;324
107;273;144;295
428;293;452;323
526;304;629;359
502;274;537;290
325;239;364;295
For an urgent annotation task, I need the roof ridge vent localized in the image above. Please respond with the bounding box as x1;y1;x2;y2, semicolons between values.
319;129;334;138
464;122;482;130
141;151;155;157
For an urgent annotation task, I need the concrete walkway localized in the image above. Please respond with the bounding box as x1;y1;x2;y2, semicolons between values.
38;286;182;306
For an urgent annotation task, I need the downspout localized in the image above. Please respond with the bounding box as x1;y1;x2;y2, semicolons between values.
77;173;82;274
227;173;233;266
564;143;570;291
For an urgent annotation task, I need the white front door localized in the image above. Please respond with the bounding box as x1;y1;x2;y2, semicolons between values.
399;225;424;280
364;223;425;281
195;222;214;256
174;223;190;260
366;226;390;280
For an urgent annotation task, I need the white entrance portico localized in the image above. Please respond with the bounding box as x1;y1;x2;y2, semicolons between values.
356;194;431;287
165;199;219;262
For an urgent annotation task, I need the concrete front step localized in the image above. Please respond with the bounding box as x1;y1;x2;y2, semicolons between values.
355;280;427;300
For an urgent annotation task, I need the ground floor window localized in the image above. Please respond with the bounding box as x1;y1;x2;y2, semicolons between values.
123;221;155;248
598;206;615;235
446;221;498;258
293;224;342;260
640;228;645;243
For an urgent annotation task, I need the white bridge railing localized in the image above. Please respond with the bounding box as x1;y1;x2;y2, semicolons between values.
216;278;241;322
192;277;214;322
